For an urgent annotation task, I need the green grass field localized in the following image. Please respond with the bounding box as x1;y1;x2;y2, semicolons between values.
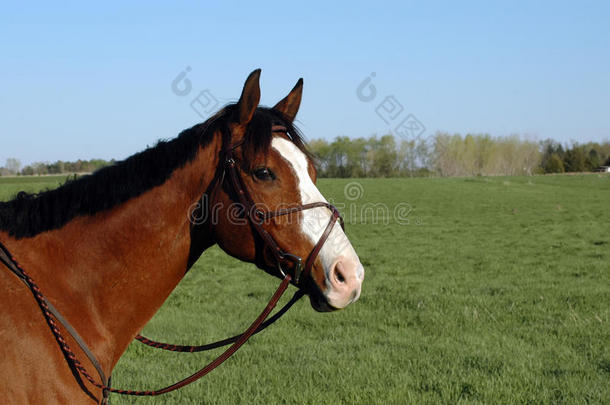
1;175;608;404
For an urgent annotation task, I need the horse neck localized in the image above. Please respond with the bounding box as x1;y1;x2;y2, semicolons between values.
9;132;222;372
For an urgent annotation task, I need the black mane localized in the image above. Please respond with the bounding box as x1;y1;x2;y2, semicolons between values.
0;105;308;239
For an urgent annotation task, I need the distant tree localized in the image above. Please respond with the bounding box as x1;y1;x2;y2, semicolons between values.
544;153;565;173
431;132;454;176
4;158;21;175
31;162;49;175
462;134;477;176
564;145;587;172
540;139;562;171
397;139;416;176
519;138;542;175
308;139;331;176
474;134;494;175
350;137;369;177
48;161;64;174
497;135;522;176
586;149;601;171
89;159;111;172
328;136;352;177
368;135;397;177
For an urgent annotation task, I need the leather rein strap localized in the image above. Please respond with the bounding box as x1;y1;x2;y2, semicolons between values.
0;239;295;399
0;241;111;404
0;124;345;400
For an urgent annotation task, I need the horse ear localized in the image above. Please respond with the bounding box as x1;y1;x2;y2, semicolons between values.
237;69;261;125
273;78;303;122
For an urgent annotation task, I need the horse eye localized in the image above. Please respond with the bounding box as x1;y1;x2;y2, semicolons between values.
253;167;275;181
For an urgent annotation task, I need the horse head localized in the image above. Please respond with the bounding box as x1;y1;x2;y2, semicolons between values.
209;70;364;311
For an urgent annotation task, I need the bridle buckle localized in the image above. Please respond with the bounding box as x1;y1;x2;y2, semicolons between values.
277;253;303;284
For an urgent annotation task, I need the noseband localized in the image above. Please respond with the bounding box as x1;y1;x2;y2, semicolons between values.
221;124;345;285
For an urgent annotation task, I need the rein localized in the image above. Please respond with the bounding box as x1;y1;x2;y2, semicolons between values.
0;124;344;402
0;244;295;401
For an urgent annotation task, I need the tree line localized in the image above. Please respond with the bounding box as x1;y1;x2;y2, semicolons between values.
308;133;610;177
1;134;609;178
0;159;114;177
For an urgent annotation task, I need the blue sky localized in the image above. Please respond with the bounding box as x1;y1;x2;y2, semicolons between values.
1;1;609;165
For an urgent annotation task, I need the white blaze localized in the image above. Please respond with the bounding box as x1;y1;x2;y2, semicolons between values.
271;137;364;299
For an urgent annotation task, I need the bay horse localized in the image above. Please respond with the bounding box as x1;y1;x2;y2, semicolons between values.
0;70;364;404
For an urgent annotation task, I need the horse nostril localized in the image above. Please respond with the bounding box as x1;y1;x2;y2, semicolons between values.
334;262;346;284
326;260;363;308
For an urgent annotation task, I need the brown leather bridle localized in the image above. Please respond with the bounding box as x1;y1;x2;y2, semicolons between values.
222;124;344;285
0;124;345;403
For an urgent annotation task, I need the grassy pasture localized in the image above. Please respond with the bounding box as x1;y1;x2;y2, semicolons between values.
1;175;608;404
